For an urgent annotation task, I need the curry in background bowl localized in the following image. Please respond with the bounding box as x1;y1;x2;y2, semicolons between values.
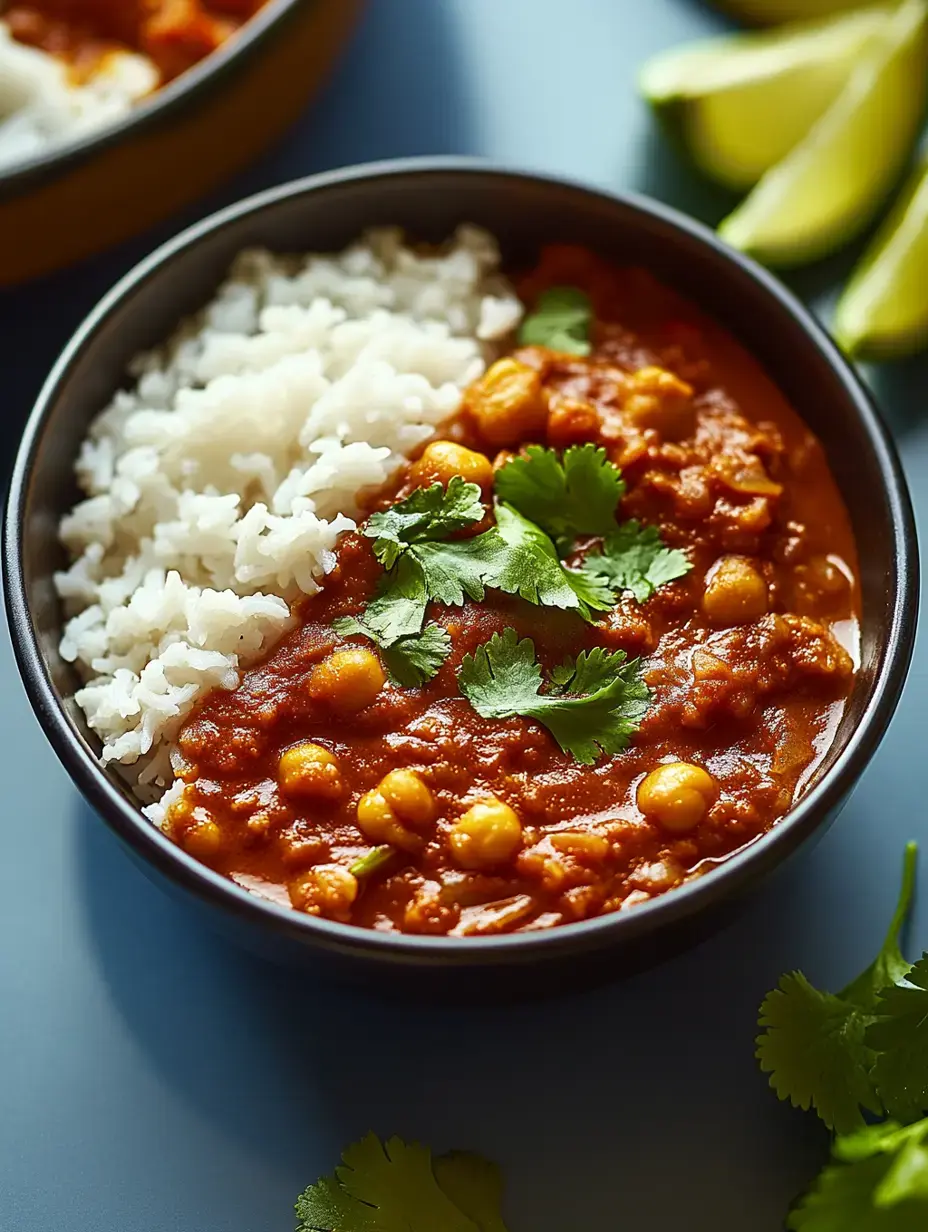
0;0;365;284
5;163;915;991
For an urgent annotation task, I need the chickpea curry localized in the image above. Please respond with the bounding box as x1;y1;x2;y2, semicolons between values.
6;0;268;82
167;246;859;937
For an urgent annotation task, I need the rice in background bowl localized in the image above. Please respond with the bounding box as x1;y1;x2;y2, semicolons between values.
52;225;522;815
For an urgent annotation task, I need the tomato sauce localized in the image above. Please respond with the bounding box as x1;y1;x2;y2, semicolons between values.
168;246;859;936
6;0;268;82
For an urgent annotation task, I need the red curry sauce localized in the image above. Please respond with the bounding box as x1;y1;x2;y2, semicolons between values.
6;0;268;82
167;246;859;937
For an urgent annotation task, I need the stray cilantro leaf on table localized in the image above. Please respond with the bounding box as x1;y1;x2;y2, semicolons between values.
756;972;880;1134
868;956;928;1124
756;843;920;1133
458;627;649;764
432;1151;511;1232
295;1133;493;1232
579;520;692;604
788;1119;928;1231
517;285;593;355
495;443;625;544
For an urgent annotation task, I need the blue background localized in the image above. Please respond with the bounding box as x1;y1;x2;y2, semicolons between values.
2;2;927;1228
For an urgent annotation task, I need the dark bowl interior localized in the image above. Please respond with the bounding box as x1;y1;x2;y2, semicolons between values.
4;160;918;997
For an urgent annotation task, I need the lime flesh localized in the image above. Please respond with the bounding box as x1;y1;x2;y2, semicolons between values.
640;8;885;191
717;0;881;21
834;157;928;359
718;0;928;267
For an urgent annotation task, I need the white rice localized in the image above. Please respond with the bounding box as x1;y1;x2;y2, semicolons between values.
54;225;523;815
0;22;157;171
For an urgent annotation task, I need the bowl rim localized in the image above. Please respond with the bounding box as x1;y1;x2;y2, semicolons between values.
0;0;306;200
5;156;919;965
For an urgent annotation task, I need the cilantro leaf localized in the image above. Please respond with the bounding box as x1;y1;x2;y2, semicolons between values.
382;624;453;687
843;842;919;1010
756;845;919;1133
580;520;692;604
408;534;501;607
365;477;485;567
789;1120;928;1231
296;1171;382;1231
517;286;593;355
756;972;880;1134
488;504;588;613
494;444;624;544
868;955;928;1123
433;1152;510;1232
458;627;649;764
296;1134;480;1232
336;555;430;648
338;1134;479;1232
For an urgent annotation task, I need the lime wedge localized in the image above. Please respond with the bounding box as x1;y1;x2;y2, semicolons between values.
716;0;882;22
834;156;928;359
718;0;928;267
640;7;885;191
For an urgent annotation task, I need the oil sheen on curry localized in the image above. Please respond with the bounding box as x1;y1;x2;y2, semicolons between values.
168;247;859;938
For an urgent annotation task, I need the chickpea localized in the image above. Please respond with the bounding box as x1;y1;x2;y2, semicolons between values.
703;556;769;626
623;365;694;439
637;762;717;833
449;797;523;869
278;742;343;801
356;790;422;853
547;395;600;448
414;440;493;489
379;768;435;826
308;647;386;714
464;357;547;446
289;864;358;921
181;816;222;860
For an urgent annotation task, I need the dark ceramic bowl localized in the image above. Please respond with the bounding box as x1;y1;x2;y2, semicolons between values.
4;159;918;998
0;0;364;285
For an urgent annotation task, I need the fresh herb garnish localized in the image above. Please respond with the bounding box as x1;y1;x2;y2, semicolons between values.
757;843;919;1133
383;624;454;687
517;286;593;355
495;443;625;545
348;845;396;880
365;475;487;568
295;1133;509;1232
458;627;649;764
339;446;684;698
579;520;693;603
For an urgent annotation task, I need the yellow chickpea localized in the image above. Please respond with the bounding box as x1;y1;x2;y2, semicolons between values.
308;647;386;714
278;742;343;801
288;864;358;921
464;357;547;446
357;790;422;853
449;797;523;869
637;762;717;833
414;440;494;489
703;556;769;626
379;768;435;826
181;816;222;860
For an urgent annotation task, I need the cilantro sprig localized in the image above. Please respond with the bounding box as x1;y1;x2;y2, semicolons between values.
579;520;692;604
458;627;649;764
517;286;593;355
757;842;921;1133
494;443;624;545
295;1133;509;1232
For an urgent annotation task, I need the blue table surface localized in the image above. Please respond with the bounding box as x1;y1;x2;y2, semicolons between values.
3;1;928;1228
